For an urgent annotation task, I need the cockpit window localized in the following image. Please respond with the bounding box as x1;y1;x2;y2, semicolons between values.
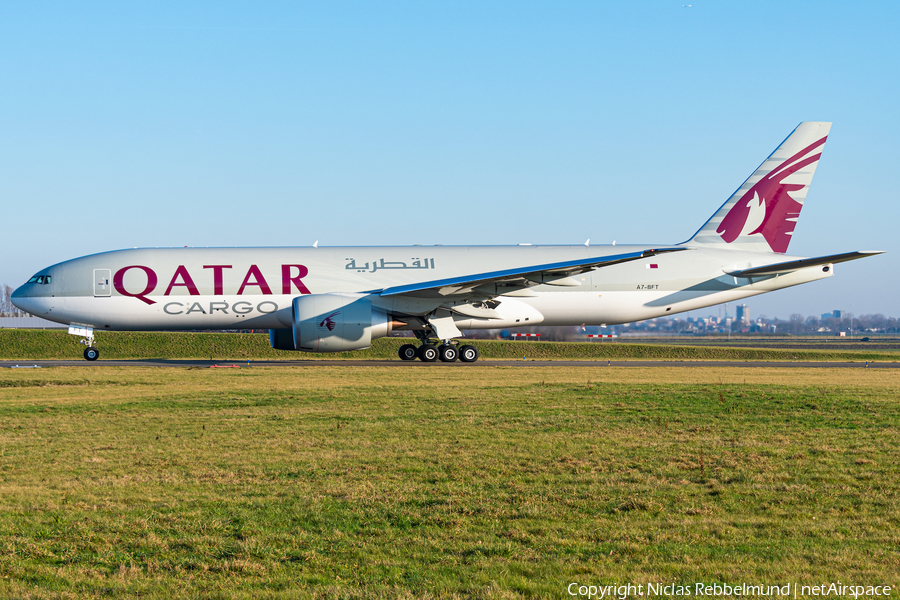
27;275;41;284
27;275;51;285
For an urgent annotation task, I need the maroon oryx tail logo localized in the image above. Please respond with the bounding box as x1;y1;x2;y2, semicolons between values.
716;136;827;253
319;311;340;331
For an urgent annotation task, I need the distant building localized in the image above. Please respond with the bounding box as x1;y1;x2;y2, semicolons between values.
735;304;749;325
833;310;842;319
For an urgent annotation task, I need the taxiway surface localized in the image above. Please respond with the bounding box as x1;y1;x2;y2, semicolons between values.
3;359;897;369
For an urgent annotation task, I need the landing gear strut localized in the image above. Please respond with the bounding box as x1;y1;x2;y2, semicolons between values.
69;325;100;361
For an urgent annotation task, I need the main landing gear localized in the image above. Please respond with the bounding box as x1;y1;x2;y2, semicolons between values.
397;340;480;363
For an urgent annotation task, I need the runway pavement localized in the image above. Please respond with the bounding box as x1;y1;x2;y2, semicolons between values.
2;359;897;369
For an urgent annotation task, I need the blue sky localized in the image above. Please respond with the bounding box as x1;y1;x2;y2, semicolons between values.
2;1;897;319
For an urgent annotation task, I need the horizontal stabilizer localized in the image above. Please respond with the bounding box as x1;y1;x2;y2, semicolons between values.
727;251;884;277
379;247;687;298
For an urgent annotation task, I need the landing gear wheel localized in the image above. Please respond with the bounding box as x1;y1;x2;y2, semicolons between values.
84;347;100;361
459;345;479;363
398;344;418;361
439;344;459;362
418;344;438;362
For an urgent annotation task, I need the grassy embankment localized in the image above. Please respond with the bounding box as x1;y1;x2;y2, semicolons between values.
1;330;897;362
0;366;898;598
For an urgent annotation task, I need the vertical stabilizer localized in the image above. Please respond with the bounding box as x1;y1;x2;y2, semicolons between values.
688;121;832;253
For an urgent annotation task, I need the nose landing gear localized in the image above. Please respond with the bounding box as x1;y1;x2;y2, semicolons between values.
69;325;99;361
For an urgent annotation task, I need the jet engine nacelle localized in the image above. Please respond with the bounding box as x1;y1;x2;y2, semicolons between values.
270;293;392;352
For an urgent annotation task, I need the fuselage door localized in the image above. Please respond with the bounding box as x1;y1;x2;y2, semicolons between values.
94;269;112;297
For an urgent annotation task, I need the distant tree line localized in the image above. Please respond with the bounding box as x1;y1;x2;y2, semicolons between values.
463;312;900;340
612;313;900;335
767;313;898;335
0;284;25;317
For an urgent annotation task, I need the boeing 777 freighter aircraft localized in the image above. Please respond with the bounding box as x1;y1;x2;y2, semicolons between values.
12;122;883;362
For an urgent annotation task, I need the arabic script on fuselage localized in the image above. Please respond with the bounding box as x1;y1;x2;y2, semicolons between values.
345;258;435;273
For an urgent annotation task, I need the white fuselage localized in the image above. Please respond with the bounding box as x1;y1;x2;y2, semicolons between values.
11;244;833;333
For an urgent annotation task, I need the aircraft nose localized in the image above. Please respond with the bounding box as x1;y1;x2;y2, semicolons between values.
10;285;33;313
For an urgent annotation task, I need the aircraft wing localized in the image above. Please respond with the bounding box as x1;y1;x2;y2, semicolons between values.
378;247;687;298
727;251;884;277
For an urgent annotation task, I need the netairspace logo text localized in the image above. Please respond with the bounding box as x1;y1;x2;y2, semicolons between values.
567;582;893;599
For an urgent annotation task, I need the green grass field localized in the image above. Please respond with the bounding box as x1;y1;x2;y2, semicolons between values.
2;330;898;362
0;366;897;598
